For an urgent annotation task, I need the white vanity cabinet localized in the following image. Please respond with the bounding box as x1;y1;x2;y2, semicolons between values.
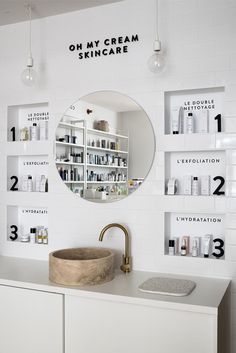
65;293;229;353
0;285;64;353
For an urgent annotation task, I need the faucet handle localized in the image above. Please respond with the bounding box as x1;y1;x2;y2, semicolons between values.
120;255;131;273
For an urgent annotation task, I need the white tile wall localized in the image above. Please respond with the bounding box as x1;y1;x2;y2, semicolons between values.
0;0;236;351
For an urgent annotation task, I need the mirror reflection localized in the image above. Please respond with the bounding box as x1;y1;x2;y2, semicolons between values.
55;91;155;203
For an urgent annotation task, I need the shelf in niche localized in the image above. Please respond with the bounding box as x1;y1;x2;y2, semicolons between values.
164;86;225;136
6;141;50;156
87;164;127;169
87;128;128;139
164;212;225;260
161;133;216;152
56;161;84;166
87;146;128;154
58;122;84;131
7;102;49;142
7;205;48;245
56;141;84;148
86;181;127;184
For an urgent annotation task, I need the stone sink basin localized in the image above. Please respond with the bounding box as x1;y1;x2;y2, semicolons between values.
49;247;115;286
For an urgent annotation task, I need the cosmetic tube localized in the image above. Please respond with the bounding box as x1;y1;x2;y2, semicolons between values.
171;106;180;134
203;235;211;258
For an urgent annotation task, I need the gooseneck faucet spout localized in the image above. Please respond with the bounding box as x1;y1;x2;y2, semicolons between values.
99;223;131;273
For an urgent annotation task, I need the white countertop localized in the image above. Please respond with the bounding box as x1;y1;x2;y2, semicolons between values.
0;256;230;315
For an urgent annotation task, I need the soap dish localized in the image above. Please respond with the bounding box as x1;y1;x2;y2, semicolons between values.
138;277;196;297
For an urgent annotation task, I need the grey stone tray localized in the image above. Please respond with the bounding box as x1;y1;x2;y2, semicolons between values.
138;277;196;297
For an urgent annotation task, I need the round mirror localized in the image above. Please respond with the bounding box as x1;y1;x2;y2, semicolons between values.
55;91;155;203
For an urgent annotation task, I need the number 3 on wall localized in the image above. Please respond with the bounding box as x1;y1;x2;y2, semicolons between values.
212;238;224;259
9;225;18;241
213;176;225;196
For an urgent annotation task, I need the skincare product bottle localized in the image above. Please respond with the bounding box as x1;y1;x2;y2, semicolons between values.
183;175;192;195
36;227;43;244
21;234;30;242
39;175;47;192
192;239;198;257
39;121;47;140
167;178;177;195
172;237;179;255
21;175;28;192
197;110;209;133
203;235;211;258
35;175;41;192
182;236;190;254
171;106;183;134
168;239;175;255
30;228;37;243
181;239;187;256
30;123;38;141
27;175;33;192
20;127;29;141
186;112;194;133
42;228;48;244
200;175;210;196
192;177;199;196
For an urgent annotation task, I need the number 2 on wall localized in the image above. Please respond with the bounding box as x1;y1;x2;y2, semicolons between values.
10;176;18;191
9;225;18;241
213;176;225;195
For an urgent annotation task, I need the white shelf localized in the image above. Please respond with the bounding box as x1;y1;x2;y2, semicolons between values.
64;181;84;184
7;141;50;156
56;141;84;148
56;161;84;166
86;181;127;184
87;146;128;154
87;164;127;169
58;122;84;131
87;128;128;139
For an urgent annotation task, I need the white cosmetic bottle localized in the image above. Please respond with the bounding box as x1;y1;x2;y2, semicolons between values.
30;123;38;141
27;175;33;192
186;112;194;133
192;177;199;196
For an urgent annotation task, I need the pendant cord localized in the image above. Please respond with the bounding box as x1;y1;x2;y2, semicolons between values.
155;0;159;41
27;4;32;58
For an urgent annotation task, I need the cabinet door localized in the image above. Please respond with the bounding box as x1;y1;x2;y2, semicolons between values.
0;285;63;353
65;295;217;353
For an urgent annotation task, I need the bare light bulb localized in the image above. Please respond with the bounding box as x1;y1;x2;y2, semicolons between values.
21;65;37;86
148;39;165;73
21;5;37;87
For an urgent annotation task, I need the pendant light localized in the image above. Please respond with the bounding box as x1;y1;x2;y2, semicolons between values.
21;4;37;86
148;0;165;73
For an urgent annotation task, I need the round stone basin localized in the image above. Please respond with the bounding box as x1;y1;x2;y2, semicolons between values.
49;247;115;286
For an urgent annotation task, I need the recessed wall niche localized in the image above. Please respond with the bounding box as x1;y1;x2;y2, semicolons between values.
7;206;48;244
7;155;49;192
165;212;225;260
165;150;226;196
7;102;49;142
55;91;156;203
164;87;225;135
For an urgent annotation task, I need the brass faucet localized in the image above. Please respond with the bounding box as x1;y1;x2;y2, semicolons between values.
99;223;131;273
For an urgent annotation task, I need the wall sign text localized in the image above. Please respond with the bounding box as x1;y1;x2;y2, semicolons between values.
69;34;139;60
